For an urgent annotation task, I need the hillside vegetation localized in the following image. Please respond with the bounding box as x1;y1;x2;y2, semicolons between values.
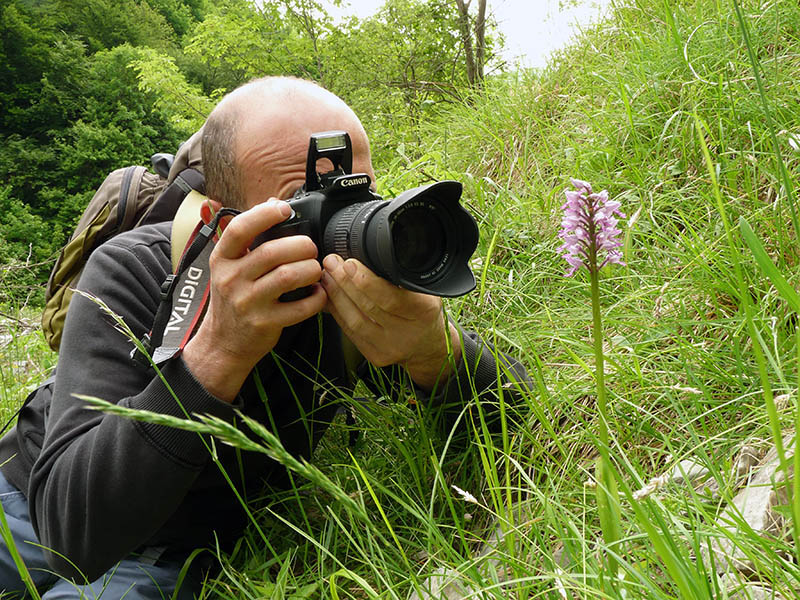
3;0;800;598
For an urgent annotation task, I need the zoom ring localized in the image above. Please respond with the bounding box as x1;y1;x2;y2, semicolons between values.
323;202;376;264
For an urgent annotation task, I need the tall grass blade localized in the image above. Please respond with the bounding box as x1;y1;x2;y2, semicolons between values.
739;217;800;311
329;568;380;600
0;500;41;599
695;114;791;535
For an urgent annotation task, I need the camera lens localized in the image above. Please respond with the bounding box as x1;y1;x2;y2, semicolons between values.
322;181;478;297
322;200;384;265
391;206;446;274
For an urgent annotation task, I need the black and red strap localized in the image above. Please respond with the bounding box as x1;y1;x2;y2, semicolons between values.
134;208;240;366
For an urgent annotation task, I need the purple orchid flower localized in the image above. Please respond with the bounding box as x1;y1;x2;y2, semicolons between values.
558;178;625;276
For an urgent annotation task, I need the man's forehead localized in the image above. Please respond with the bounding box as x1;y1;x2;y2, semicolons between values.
240;122;368;168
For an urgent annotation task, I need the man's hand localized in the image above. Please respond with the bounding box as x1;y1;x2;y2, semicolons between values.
183;199;327;402
321;254;462;391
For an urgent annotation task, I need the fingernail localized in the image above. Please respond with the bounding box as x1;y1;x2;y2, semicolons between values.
343;260;356;277
321;255;335;270
277;201;292;217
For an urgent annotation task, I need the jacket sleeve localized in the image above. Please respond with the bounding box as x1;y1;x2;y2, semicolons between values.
28;234;237;582
357;322;532;439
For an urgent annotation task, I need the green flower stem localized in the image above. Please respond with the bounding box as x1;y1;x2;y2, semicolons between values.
590;263;622;580
590;267;608;453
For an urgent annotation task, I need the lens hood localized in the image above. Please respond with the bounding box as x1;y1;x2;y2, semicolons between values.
363;181;478;297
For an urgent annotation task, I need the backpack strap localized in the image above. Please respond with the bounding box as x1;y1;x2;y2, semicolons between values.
118;166;148;232
42;166;152;351
139;168;206;228
170;189;208;272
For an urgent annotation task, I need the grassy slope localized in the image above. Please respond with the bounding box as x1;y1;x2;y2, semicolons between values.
4;0;800;598
406;0;800;596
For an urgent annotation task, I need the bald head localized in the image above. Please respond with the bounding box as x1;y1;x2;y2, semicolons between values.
202;77;373;209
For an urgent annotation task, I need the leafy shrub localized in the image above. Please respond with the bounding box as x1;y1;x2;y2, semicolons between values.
0;186;56;306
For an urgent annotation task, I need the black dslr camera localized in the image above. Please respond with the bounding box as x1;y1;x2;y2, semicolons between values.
252;131;479;298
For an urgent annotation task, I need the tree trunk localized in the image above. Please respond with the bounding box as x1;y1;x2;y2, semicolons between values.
474;0;486;83
454;0;477;87
454;0;486;89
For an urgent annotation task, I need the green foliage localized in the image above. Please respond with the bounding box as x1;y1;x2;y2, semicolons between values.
0;187;55;261
0;2;87;136
0;5;194;282
0;186;55;305
52;45;188;186
52;0;179;53
145;0;204;37
184;0;330;83
331;0;471;145
130;47;217;135
181;0;501;163
0;42;189;244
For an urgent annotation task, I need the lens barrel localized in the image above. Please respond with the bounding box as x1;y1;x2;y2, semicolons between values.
323;200;386;266
322;181;478;297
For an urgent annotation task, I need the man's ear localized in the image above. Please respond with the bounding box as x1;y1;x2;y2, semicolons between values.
200;198;223;225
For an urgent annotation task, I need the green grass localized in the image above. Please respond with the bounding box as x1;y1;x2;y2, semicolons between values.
4;0;800;597
0;310;56;429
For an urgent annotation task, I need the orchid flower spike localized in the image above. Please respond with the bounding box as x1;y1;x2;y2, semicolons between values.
558;178;625;276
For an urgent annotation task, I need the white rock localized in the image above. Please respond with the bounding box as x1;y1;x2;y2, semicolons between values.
669;459;711;485
708;433;795;574
721;573;788;599
407;567;480;600
734;443;767;480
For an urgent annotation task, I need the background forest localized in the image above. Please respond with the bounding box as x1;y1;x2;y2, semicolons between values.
0;0;499;303
4;0;800;598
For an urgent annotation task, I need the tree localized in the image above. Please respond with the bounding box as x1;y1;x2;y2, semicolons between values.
0;1;85;137
0;18;191;263
53;0;179;53
0;184;54;305
185;0;338;86
454;0;487;88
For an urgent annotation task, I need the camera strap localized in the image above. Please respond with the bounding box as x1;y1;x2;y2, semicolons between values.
134;204;240;365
